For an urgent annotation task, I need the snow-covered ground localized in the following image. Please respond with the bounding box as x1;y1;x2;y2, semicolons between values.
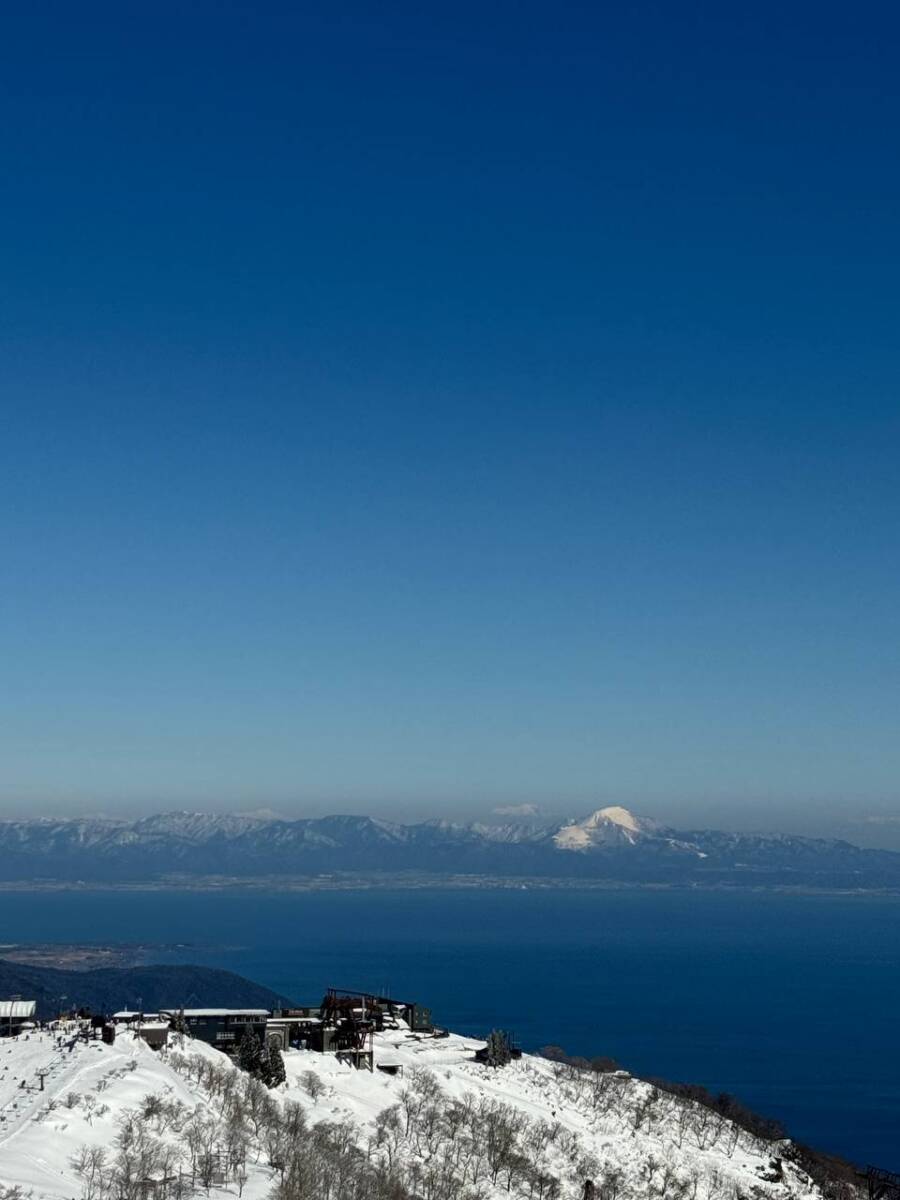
0;1025;831;1199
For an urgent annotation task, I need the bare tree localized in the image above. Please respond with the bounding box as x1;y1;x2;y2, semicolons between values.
70;1145;107;1200
300;1069;325;1103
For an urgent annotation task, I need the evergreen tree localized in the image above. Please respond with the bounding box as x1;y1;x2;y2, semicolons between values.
171;1007;188;1035
238;1026;263;1077
257;1039;270;1083
485;1028;512;1068
263;1039;287;1087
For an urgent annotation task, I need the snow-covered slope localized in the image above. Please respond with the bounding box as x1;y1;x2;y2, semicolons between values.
0;1025;840;1200
554;806;654;849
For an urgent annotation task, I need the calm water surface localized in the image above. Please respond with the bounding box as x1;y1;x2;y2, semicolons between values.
3;887;898;1169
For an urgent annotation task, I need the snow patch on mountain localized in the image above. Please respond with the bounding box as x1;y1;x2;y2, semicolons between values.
554;806;651;850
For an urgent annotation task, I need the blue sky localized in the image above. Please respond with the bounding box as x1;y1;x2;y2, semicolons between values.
2;2;899;841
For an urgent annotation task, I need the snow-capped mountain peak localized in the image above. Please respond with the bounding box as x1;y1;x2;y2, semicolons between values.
593;805;643;832
553;805;652;850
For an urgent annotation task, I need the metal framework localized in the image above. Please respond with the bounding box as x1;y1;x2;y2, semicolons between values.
323;986;432;1032
320;989;375;1071
868;1167;900;1200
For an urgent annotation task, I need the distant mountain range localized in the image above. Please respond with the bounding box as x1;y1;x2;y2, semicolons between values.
0;960;295;1018
1;806;898;889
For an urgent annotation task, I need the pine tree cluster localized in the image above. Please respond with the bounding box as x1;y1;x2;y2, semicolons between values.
237;1027;286;1088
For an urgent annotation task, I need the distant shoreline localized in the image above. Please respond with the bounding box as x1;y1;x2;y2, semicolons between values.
1;872;899;897
0;941;200;969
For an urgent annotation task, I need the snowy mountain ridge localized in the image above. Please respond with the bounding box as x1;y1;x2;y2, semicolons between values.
0;1022;849;1200
0;807;897;889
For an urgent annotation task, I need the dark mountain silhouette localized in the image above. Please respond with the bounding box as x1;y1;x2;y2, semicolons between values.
0;960;294;1019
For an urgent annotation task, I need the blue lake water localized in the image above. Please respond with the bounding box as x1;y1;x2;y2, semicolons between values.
2;887;898;1169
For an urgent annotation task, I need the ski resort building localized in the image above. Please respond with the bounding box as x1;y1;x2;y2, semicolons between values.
110;1012;169;1048
318;988;433;1034
158;1008;268;1050
0;999;36;1036
134;1021;170;1050
267;989;434;1068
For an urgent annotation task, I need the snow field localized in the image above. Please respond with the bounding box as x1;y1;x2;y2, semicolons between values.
0;1025;827;1200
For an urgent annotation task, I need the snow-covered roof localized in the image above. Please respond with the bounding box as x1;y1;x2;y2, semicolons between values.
0;1000;36;1019
159;1008;269;1017
113;1011;160;1020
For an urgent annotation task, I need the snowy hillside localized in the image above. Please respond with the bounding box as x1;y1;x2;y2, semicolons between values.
0;1023;849;1200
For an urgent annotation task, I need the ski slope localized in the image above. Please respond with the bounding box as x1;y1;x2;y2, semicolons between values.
0;1024;831;1199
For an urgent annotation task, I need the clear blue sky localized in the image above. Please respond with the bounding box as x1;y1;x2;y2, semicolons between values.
2;2;899;841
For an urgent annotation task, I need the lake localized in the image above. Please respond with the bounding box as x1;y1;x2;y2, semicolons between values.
2;887;898;1169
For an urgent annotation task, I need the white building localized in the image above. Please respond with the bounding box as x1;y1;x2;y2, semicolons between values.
0;999;37;1036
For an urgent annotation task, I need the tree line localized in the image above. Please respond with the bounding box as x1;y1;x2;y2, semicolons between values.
66;1040;865;1200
